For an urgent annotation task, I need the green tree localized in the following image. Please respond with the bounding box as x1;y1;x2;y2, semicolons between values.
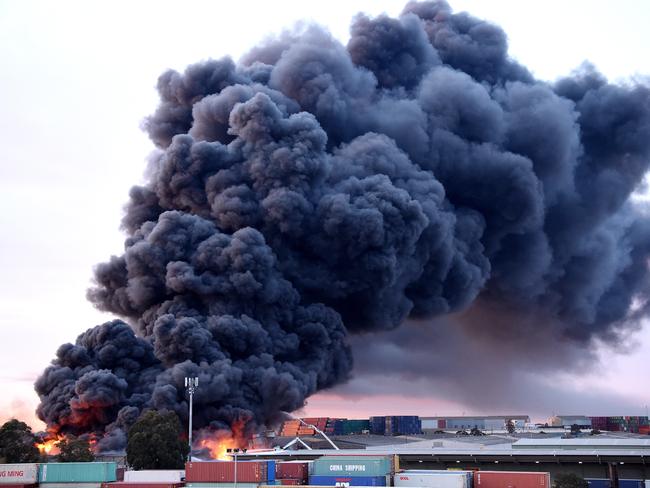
0;419;40;463
57;436;95;462
553;473;589;488
505;419;516;434
127;410;189;469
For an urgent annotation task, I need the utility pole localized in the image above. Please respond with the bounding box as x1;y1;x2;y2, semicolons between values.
185;376;199;461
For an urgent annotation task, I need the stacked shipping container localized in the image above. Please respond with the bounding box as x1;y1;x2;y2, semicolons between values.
280;418;331;436
280;420;300;437
588;417;649;433
369;417;421;436
325;420;344;436
309;455;395;487
370;418;387;436
185;461;274;487
325;420;371;436
275;462;309;486
341;420;370;435
299;418;328;436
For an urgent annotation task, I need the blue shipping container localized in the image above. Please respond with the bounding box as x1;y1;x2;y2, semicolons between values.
620;481;644;488
267;461;276;483
586;479;609;488
587;479;644;488
309;475;388;486
370;417;386;435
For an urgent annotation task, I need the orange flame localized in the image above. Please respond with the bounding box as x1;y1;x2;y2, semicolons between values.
36;433;65;456
197;420;248;460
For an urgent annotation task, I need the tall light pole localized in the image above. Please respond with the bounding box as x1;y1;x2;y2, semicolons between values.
185;376;199;461
227;448;247;488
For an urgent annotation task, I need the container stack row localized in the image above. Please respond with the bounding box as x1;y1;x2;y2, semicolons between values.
8;460;650;488
589;417;650;433
369;416;422;436
280;421;300;437
278;417;420;437
324;420;370;436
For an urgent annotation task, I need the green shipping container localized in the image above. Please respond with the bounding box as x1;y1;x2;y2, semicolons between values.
311;456;394;477
39;463;117;483
342;420;371;434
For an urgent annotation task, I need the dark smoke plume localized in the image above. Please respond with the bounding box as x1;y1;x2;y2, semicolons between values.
36;0;650;449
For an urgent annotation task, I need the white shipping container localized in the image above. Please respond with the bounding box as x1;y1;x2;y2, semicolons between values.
0;464;38;484
394;471;472;488
421;419;438;430
124;470;185;482
645;481;650;488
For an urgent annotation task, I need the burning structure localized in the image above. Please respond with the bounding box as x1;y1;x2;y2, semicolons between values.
34;1;650;454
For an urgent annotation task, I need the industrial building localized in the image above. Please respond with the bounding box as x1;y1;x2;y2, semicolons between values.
421;415;530;431
240;435;650;481
548;416;593;428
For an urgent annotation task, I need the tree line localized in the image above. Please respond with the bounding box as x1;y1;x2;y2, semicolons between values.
0;410;187;468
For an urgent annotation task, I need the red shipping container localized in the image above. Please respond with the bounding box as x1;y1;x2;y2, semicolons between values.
186;461;268;482
101;484;184;488
276;462;309;481
476;472;550;488
0;485;38;488
279;480;302;486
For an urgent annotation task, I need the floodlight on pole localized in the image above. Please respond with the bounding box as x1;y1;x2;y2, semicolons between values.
226;447;247;488
185;376;199;461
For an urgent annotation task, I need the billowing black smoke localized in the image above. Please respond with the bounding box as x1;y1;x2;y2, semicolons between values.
36;0;650;449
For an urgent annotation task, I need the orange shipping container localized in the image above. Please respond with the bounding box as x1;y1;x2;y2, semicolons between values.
186;461;269;482
476;472;550;488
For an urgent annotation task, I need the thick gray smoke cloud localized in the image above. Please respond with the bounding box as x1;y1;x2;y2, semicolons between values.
36;0;650;449
330;311;644;418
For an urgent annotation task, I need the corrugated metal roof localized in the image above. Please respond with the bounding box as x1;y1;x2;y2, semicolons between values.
238;446;650;458
513;438;650;448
